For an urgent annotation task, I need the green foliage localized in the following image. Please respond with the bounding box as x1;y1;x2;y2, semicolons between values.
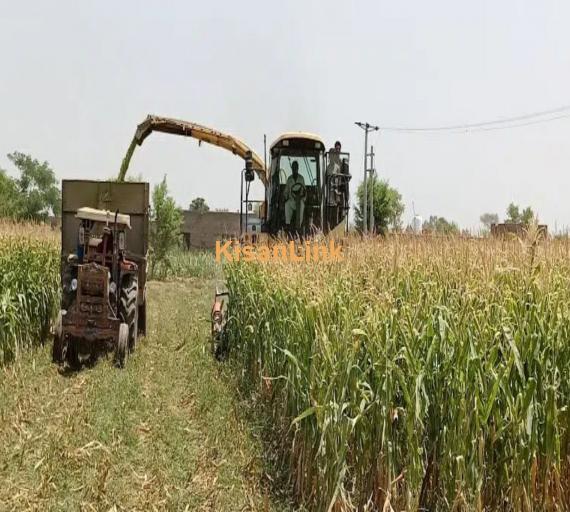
0;233;59;364
150;176;182;278
521;206;534;225
0;169;21;218
506;202;521;223
353;177;404;234
189;196;210;214
422;214;459;234
150;248;220;280
506;202;535;225
3;152;61;221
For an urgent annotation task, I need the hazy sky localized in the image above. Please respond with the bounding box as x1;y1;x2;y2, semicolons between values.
2;1;569;230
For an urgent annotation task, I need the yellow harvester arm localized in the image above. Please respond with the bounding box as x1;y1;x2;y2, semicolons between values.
118;115;267;184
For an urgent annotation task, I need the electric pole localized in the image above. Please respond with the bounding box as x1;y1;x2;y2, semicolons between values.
355;122;379;233
369;145;375;233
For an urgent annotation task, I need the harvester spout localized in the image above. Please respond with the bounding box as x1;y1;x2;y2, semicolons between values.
118;115;267;184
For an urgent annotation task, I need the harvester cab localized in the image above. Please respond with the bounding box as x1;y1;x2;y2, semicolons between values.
55;199;147;369
264;134;351;237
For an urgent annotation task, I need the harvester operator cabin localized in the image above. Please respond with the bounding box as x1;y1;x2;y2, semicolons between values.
2;2;568;511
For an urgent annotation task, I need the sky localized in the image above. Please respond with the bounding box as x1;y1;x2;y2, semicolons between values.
1;0;570;231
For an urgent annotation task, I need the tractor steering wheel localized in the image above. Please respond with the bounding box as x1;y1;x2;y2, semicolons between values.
290;182;306;199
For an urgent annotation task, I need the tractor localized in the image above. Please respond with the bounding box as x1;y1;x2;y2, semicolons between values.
54;180;149;368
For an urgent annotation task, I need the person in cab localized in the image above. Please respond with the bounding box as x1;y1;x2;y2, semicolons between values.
284;160;306;230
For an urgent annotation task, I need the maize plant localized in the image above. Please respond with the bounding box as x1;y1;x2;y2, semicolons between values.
226;235;570;511
0;224;59;365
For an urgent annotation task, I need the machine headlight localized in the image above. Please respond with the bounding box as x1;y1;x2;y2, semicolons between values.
109;281;117;294
71;278;78;291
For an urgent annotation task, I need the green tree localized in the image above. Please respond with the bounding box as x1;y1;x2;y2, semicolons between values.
505;203;521;223
505;203;535;226
0;169;22;218
189;197;210;214
6;152;60;221
422;215;460;235
354;178;404;234
150;176;182;278
520;206;535;225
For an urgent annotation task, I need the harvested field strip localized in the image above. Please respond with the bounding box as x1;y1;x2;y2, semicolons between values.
226;236;570;510
0;279;287;511
0;227;59;365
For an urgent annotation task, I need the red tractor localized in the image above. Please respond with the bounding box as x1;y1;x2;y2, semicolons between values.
53;206;145;368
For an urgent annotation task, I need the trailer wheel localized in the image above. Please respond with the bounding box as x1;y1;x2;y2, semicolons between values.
52;310;65;364
119;275;138;353
115;323;129;368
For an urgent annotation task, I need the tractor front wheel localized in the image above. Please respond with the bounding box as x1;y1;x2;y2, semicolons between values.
119;275;138;353
115;323;129;368
52;310;65;364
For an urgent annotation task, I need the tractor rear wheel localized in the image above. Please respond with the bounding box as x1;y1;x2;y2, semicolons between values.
115;323;129;368
52;310;65;364
119;275;138;353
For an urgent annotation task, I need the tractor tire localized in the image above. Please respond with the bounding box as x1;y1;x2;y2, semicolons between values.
119;275;138;353
115;323;129;368
52;310;65;364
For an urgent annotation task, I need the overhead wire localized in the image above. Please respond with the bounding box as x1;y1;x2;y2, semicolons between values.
378;105;570;133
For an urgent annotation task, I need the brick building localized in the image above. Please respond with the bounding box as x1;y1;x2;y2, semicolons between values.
490;223;548;239
181;211;240;249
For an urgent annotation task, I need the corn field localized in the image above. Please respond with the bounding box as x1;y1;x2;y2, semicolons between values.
0;222;59;365
150;247;220;280
226;235;570;511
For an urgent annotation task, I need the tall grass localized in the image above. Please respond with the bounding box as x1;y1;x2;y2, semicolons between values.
226;235;570;510
0;222;59;365
150;248;220;280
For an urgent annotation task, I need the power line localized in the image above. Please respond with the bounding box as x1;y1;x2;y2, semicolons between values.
379;105;570;132
474;112;570;132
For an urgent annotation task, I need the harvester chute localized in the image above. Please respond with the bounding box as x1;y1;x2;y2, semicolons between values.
118;115;266;184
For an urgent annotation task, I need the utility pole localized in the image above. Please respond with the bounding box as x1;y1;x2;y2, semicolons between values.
355;122;379;233
369;145;375;234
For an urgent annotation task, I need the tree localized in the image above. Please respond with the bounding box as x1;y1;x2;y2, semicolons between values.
189;197;209;214
505;203;535;226
521;206;534;226
480;212;499;229
7;152;60;221
354;177;404;234
150;176;182;277
0;169;22;218
505;203;521;223
422;215;460;235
